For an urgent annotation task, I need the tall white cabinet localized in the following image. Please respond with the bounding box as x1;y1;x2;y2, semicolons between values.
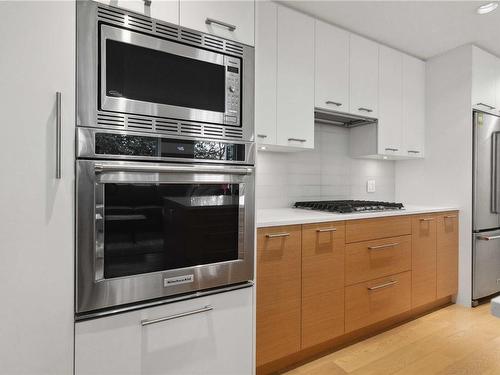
0;2;75;374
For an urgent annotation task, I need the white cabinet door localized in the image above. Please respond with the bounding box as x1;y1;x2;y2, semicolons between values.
349;34;379;118
75;287;253;375
378;46;403;156
179;0;254;46
95;0;179;24
402;55;425;158
255;0;277;145
472;46;498;113
276;6;315;149
315;20;350;113
0;2;74;374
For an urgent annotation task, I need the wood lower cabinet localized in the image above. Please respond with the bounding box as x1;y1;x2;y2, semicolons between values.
256;225;301;367
412;215;437;307
346;216;411;243
345;271;412;332
437;213;459;298
301;222;345;348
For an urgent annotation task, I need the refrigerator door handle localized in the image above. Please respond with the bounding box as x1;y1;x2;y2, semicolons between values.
476;235;500;241
492;132;500;213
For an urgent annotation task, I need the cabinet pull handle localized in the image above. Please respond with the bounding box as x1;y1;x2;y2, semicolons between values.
288;138;307;142
476;235;500;241
368;242;399;250
141;305;213;326
367;280;397;291
358;107;373;113
326;101;342;107
385;148;399;152
408;150;421;154
56;92;62;179
316;227;337;233
476;102;496;110
266;232;290;238
257;134;267;138
444;215;457;219
205;18;236;32
420;218;434;222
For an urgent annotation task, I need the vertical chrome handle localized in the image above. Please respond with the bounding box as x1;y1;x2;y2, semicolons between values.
205;18;236;31
492;132;500;213
55;92;62;179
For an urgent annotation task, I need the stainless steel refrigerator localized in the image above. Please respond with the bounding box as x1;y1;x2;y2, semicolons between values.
473;110;500;304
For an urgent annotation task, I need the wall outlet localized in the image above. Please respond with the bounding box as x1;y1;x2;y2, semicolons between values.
366;179;376;193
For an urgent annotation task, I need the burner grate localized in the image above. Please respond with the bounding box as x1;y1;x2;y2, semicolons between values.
293;200;404;213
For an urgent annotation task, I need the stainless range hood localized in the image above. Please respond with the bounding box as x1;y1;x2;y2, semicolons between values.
314;108;377;128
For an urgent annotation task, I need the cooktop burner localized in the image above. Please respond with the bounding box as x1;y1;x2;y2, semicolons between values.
293;200;404;213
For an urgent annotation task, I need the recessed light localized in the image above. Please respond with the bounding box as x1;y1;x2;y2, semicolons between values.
260;146;267;150
477;2;498;14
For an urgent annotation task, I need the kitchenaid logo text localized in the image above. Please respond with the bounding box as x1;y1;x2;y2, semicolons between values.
163;274;194;287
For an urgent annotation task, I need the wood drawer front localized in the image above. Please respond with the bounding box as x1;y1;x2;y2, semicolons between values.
301;222;345;348
346;216;411;243
256;225;301;366
412;215;437;308
345;235;411;286
437;212;459;298
345;271;411;332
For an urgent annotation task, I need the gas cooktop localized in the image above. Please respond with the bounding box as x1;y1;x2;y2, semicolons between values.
293;200;405;214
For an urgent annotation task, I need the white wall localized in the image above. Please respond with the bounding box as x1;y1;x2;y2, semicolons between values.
256;124;395;209
395;45;473;306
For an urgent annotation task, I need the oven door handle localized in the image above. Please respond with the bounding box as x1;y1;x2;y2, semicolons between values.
94;163;254;175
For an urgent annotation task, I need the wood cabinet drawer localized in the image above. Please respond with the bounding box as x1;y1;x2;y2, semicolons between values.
345;235;411;286
346;216;411;243
345;271;411;332
301;222;345;348
256;225;301;366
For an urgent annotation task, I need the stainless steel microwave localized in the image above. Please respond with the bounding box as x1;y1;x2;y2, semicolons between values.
77;1;254;141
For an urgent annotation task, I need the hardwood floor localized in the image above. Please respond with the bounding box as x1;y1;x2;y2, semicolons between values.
285;303;500;375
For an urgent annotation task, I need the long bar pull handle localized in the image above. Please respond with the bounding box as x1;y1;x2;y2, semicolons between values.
288;138;307;142
492;132;500;213
257;134;268;138
326;101;342;107
444;215;457;219
476;235;500;241
408;150;421;154
141;305;213;326
266;233;290;238
476;102;496;110
385;148;399;152
368;242;399;250
94;163;253;175
56;92;62;179
205;18;236;31
367;280;398;291
358;107;373;113
420;218;434;222
316;228;337;233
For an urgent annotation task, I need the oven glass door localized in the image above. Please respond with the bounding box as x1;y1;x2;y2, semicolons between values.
77;161;254;313
100;24;237;125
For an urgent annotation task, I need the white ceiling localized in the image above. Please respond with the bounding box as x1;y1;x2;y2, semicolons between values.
279;1;500;60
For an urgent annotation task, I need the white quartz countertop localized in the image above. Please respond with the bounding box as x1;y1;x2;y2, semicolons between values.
256;206;459;228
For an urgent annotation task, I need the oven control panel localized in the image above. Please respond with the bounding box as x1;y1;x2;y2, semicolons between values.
224;56;241;126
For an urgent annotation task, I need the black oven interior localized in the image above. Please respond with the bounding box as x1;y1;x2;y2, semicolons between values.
102;182;241;279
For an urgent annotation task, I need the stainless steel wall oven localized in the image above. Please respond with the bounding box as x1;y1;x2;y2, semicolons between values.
76;1;255;316
77;0;254;141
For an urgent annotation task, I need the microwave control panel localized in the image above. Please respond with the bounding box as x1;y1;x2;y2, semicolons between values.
224;56;241;126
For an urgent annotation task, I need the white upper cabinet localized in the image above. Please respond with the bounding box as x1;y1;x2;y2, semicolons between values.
378;46;403;156
95;0;179;24
402;55;425;157
315;20;350;113
276;5;315;149
179;0;255;45
255;0;277;144
349;34;379;118
472;46;498;113
0;2;74;374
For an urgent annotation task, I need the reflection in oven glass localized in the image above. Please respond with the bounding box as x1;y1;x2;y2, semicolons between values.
103;183;240;279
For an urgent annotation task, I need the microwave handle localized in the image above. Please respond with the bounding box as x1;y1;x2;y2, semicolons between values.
94;163;253;175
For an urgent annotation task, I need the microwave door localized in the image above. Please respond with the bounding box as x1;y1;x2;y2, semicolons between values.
100;25;229;124
473;112;500;231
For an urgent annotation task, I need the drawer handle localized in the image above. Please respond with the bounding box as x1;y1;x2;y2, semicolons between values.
205;17;236;32
368;242;399;250
420;218;434;222
408;150;421;154
385;148;399;152
476;235;500;241
257;134;267;138
266;232;290;238
444;215;457;219
367;280;398;291
288;138;307;143
358;107;373;113
141;305;213;326
316;227;337;233
326;101;342;107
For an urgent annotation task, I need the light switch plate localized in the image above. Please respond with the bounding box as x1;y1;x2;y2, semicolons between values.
367;179;376;193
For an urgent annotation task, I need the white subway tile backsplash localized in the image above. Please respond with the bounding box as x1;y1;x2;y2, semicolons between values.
256;124;395;208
